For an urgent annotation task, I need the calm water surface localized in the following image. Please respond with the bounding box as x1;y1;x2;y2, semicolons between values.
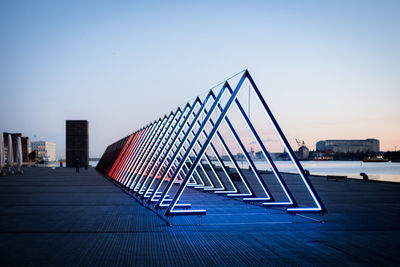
224;160;400;183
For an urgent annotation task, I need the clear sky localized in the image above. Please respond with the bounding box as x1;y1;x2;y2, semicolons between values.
0;0;399;158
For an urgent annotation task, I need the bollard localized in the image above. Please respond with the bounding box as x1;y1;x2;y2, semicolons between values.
360;172;368;181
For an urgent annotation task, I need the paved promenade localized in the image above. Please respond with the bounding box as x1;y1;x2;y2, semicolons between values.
0;167;399;266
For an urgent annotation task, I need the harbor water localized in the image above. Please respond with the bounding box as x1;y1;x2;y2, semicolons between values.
89;160;400;183
224;160;400;183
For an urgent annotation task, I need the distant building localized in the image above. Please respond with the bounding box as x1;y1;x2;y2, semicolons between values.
3;133;30;162
255;151;263;159
235;153;244;160
316;139;379;153
297;146;310;160
31;141;56;161
66;120;89;167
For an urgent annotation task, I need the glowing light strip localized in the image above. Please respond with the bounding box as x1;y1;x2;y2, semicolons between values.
115;132;141;182
184;136;205;187
150;94;214;206
138;129;182;194
169;135;206;188
121;123;158;187
121;127;151;187
163;109;204;188
140;105;191;199
124;122;165;187
113;134;135;180
175;134;216;190
211;89;274;200
98;70;326;217
108;138;128;178
170;107;220;190
156;84;228;210
184;108;227;190
219;112;272;200
225;83;295;206
151;94;214;205
135;110;182;194
133;113;176;192
108;134;134;178
207;148;238;193
115;132;139;182
126;118;166;189
131;116;170;190
102;143;118;175
145;100;202;203
189;151;215;189
108;135;132;179
164;75;247;216
194;109;239;193
134;120;173;192
246;74;325;213
169;209;206;214
119;129;148;185
182;113;225;191
203;96;253;197
116;128;147;182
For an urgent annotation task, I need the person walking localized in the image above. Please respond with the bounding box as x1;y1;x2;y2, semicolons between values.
74;159;79;173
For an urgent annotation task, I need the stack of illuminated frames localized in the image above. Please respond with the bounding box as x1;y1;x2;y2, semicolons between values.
96;70;327;220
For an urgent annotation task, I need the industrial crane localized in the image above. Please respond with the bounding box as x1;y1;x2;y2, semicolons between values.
295;138;305;148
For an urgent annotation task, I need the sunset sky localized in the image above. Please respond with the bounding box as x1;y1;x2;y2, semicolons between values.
1;0;399;157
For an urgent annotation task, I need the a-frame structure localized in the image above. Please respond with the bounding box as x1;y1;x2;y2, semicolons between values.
97;70;327;223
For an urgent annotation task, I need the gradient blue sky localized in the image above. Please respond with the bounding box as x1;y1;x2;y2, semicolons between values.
1;0;399;157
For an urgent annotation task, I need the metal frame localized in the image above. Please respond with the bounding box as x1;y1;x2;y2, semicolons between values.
96;70;327;222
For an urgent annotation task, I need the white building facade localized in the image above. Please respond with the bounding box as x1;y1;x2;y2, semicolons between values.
316;139;379;153
31;141;56;161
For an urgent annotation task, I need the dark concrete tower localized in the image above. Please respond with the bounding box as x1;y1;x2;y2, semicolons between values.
66;120;89;167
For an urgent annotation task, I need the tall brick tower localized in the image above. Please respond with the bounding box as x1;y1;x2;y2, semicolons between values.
66;120;89;167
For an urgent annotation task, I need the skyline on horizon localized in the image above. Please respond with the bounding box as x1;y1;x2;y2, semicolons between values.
1;1;399;157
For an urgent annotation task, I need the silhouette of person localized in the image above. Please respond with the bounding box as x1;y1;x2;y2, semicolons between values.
74;159;79;173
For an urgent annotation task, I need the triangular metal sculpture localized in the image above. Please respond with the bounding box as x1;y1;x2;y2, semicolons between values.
97;70;327;223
